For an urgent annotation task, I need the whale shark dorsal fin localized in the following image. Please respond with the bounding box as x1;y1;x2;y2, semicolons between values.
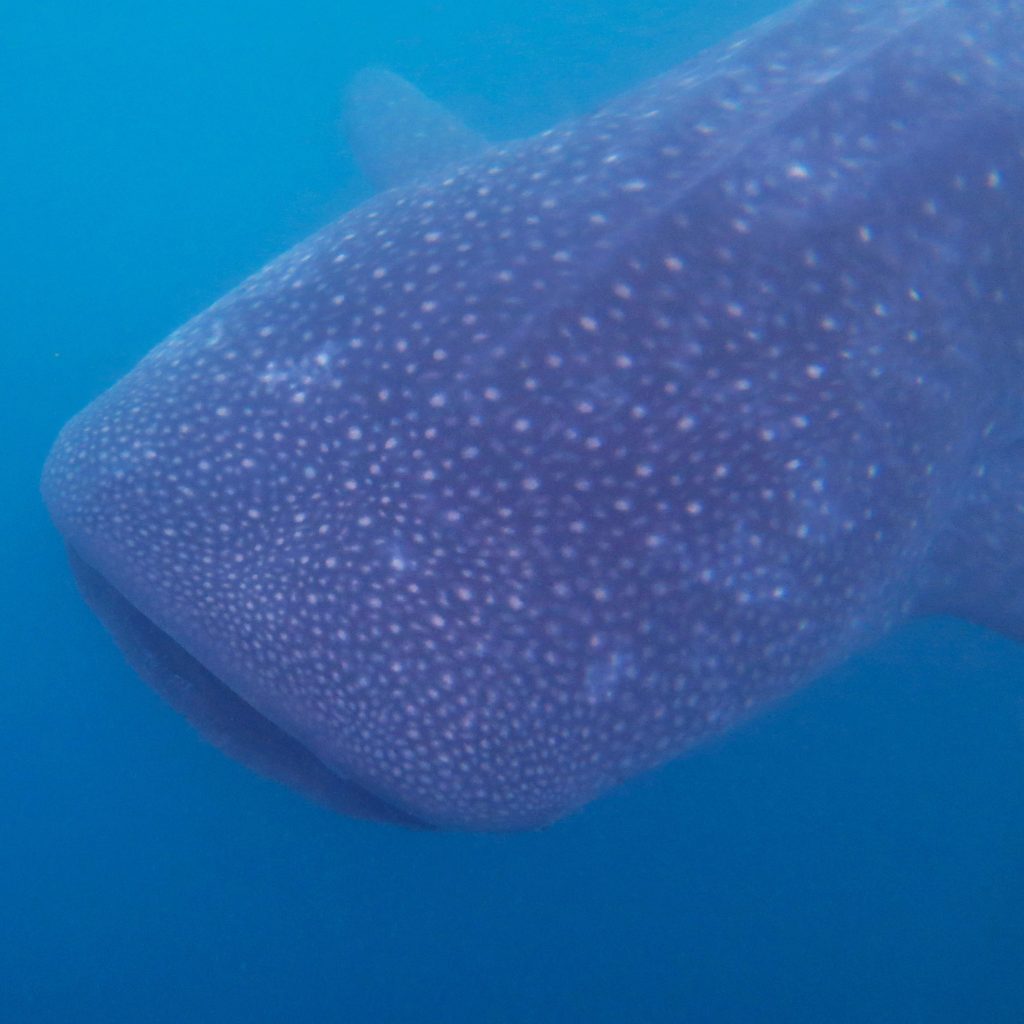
343;67;490;191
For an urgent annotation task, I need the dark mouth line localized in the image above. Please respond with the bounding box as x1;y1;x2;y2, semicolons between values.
66;547;431;830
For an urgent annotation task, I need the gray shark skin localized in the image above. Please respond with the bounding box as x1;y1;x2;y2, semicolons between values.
43;0;1024;830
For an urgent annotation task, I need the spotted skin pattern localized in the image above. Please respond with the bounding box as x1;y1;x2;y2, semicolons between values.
43;0;1024;829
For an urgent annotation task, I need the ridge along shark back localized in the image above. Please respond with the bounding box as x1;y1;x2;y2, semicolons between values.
42;0;1024;830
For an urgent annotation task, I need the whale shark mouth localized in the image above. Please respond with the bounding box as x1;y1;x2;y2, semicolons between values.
65;546;429;828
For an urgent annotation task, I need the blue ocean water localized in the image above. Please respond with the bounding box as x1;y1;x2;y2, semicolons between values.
3;0;1023;1020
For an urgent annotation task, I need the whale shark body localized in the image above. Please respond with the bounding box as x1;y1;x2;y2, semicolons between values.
43;0;1024;829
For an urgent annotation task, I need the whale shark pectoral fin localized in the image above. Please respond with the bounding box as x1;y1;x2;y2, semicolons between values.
342;67;490;191
920;437;1024;641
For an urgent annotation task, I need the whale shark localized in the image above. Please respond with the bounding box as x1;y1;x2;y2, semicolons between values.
42;0;1024;830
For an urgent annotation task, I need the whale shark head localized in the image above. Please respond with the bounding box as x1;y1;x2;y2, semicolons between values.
42;0;1024;829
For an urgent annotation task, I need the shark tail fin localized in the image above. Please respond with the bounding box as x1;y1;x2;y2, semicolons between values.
342;67;489;191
